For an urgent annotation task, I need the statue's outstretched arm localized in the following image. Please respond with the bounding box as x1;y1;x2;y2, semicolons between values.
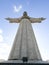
30;17;46;23
5;17;21;23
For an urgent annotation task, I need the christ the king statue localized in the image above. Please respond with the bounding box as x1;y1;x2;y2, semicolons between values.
6;11;46;62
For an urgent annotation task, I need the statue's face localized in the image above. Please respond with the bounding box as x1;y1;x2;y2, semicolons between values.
23;11;27;16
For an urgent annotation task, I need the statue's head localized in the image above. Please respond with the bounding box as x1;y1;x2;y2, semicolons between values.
23;11;27;16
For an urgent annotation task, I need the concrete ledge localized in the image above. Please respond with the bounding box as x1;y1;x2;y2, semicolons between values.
0;63;49;65
0;60;49;65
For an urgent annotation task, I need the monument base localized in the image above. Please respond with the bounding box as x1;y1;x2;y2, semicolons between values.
0;60;49;65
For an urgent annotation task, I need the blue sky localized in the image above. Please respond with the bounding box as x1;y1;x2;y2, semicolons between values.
0;0;49;61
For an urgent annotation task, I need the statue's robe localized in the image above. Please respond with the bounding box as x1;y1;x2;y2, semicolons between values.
6;12;45;60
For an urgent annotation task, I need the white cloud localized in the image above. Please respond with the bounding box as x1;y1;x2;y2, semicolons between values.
0;43;11;60
13;5;22;13
0;29;4;42
0;29;12;60
0;35;3;42
0;29;3;34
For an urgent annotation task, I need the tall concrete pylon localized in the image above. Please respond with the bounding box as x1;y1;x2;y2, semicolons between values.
6;12;46;61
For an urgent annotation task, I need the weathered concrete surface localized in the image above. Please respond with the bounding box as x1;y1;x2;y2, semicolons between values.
0;60;49;65
8;19;42;60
